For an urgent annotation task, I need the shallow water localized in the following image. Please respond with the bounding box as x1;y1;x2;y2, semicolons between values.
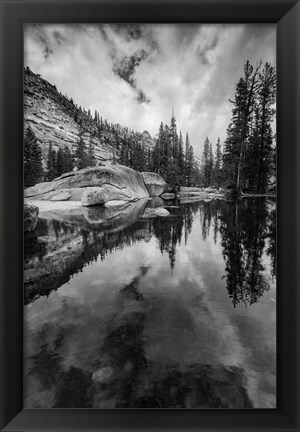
24;197;276;408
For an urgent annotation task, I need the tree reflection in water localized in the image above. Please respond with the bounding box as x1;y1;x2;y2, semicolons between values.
25;198;275;308
219;198;273;307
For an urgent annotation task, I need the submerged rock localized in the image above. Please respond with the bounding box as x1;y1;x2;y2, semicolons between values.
161;193;176;200
142;172;168;197
24;204;39;232
154;208;170;217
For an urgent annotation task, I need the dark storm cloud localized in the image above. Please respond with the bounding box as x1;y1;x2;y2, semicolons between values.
112;50;148;86
112;50;151;102
137;90;150;104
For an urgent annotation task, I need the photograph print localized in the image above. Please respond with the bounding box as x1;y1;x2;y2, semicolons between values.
24;23;276;409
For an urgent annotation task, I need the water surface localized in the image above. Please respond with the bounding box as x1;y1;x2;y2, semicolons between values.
24;197;276;408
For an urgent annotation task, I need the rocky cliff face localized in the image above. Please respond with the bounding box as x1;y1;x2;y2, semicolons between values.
24;68;156;165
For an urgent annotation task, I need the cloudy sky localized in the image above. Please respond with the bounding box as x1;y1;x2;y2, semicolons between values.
24;24;276;157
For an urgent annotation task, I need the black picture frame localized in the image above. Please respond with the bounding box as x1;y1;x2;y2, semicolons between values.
0;0;299;431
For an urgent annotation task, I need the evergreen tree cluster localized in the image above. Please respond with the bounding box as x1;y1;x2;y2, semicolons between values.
199;61;276;194
24;126;44;187
46;142;75;181
200;137;223;189
118;135;148;171
222;61;276;194
116;112;201;189
150;113;200;188
46;136;98;181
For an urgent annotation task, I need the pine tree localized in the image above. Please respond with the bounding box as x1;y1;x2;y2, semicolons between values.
152;122;164;174
185;133;195;186
208;142;214;185
162;124;171;174
56;147;65;177
202;137;212;187
75;137;88;170
24;126;44;187
223;60;275;194
223;60;262;192
87;142;96;167
170;110;179;164
45;142;57;181
212;137;223;188
256;63;276;193
178;131;184;183
64;146;74;173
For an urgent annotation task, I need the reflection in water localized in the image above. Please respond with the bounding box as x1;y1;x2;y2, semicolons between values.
24;198;276;408
219;198;274;307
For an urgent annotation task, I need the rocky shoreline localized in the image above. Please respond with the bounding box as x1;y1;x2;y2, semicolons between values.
24;164;226;231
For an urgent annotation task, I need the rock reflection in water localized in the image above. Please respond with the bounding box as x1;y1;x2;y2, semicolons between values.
24;199;149;303
24;198;276;408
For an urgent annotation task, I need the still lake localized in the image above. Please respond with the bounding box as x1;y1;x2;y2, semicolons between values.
24;197;276;409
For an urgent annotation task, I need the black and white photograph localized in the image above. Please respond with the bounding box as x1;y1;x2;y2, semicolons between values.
24;23;276;409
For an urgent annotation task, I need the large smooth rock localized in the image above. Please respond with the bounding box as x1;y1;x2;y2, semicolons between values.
24;204;39;231
81;182;145;206
49;192;71;201
142;172;168;197
24;165;150;202
36;188;85;201
25;181;56;197
81;187;105;206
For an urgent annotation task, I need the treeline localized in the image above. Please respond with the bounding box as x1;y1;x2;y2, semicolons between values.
222;60;276;194
46;136;99;181
24;126;44;188
199;61;276;194
199;137;223;189
150;114;200;187
24;112;200;188
24;126;98;187
116;112;201;188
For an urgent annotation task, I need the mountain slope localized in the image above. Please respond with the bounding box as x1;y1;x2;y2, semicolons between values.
24;67;156;165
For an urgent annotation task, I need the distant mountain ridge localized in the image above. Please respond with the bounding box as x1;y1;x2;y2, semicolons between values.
24;67;156;165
